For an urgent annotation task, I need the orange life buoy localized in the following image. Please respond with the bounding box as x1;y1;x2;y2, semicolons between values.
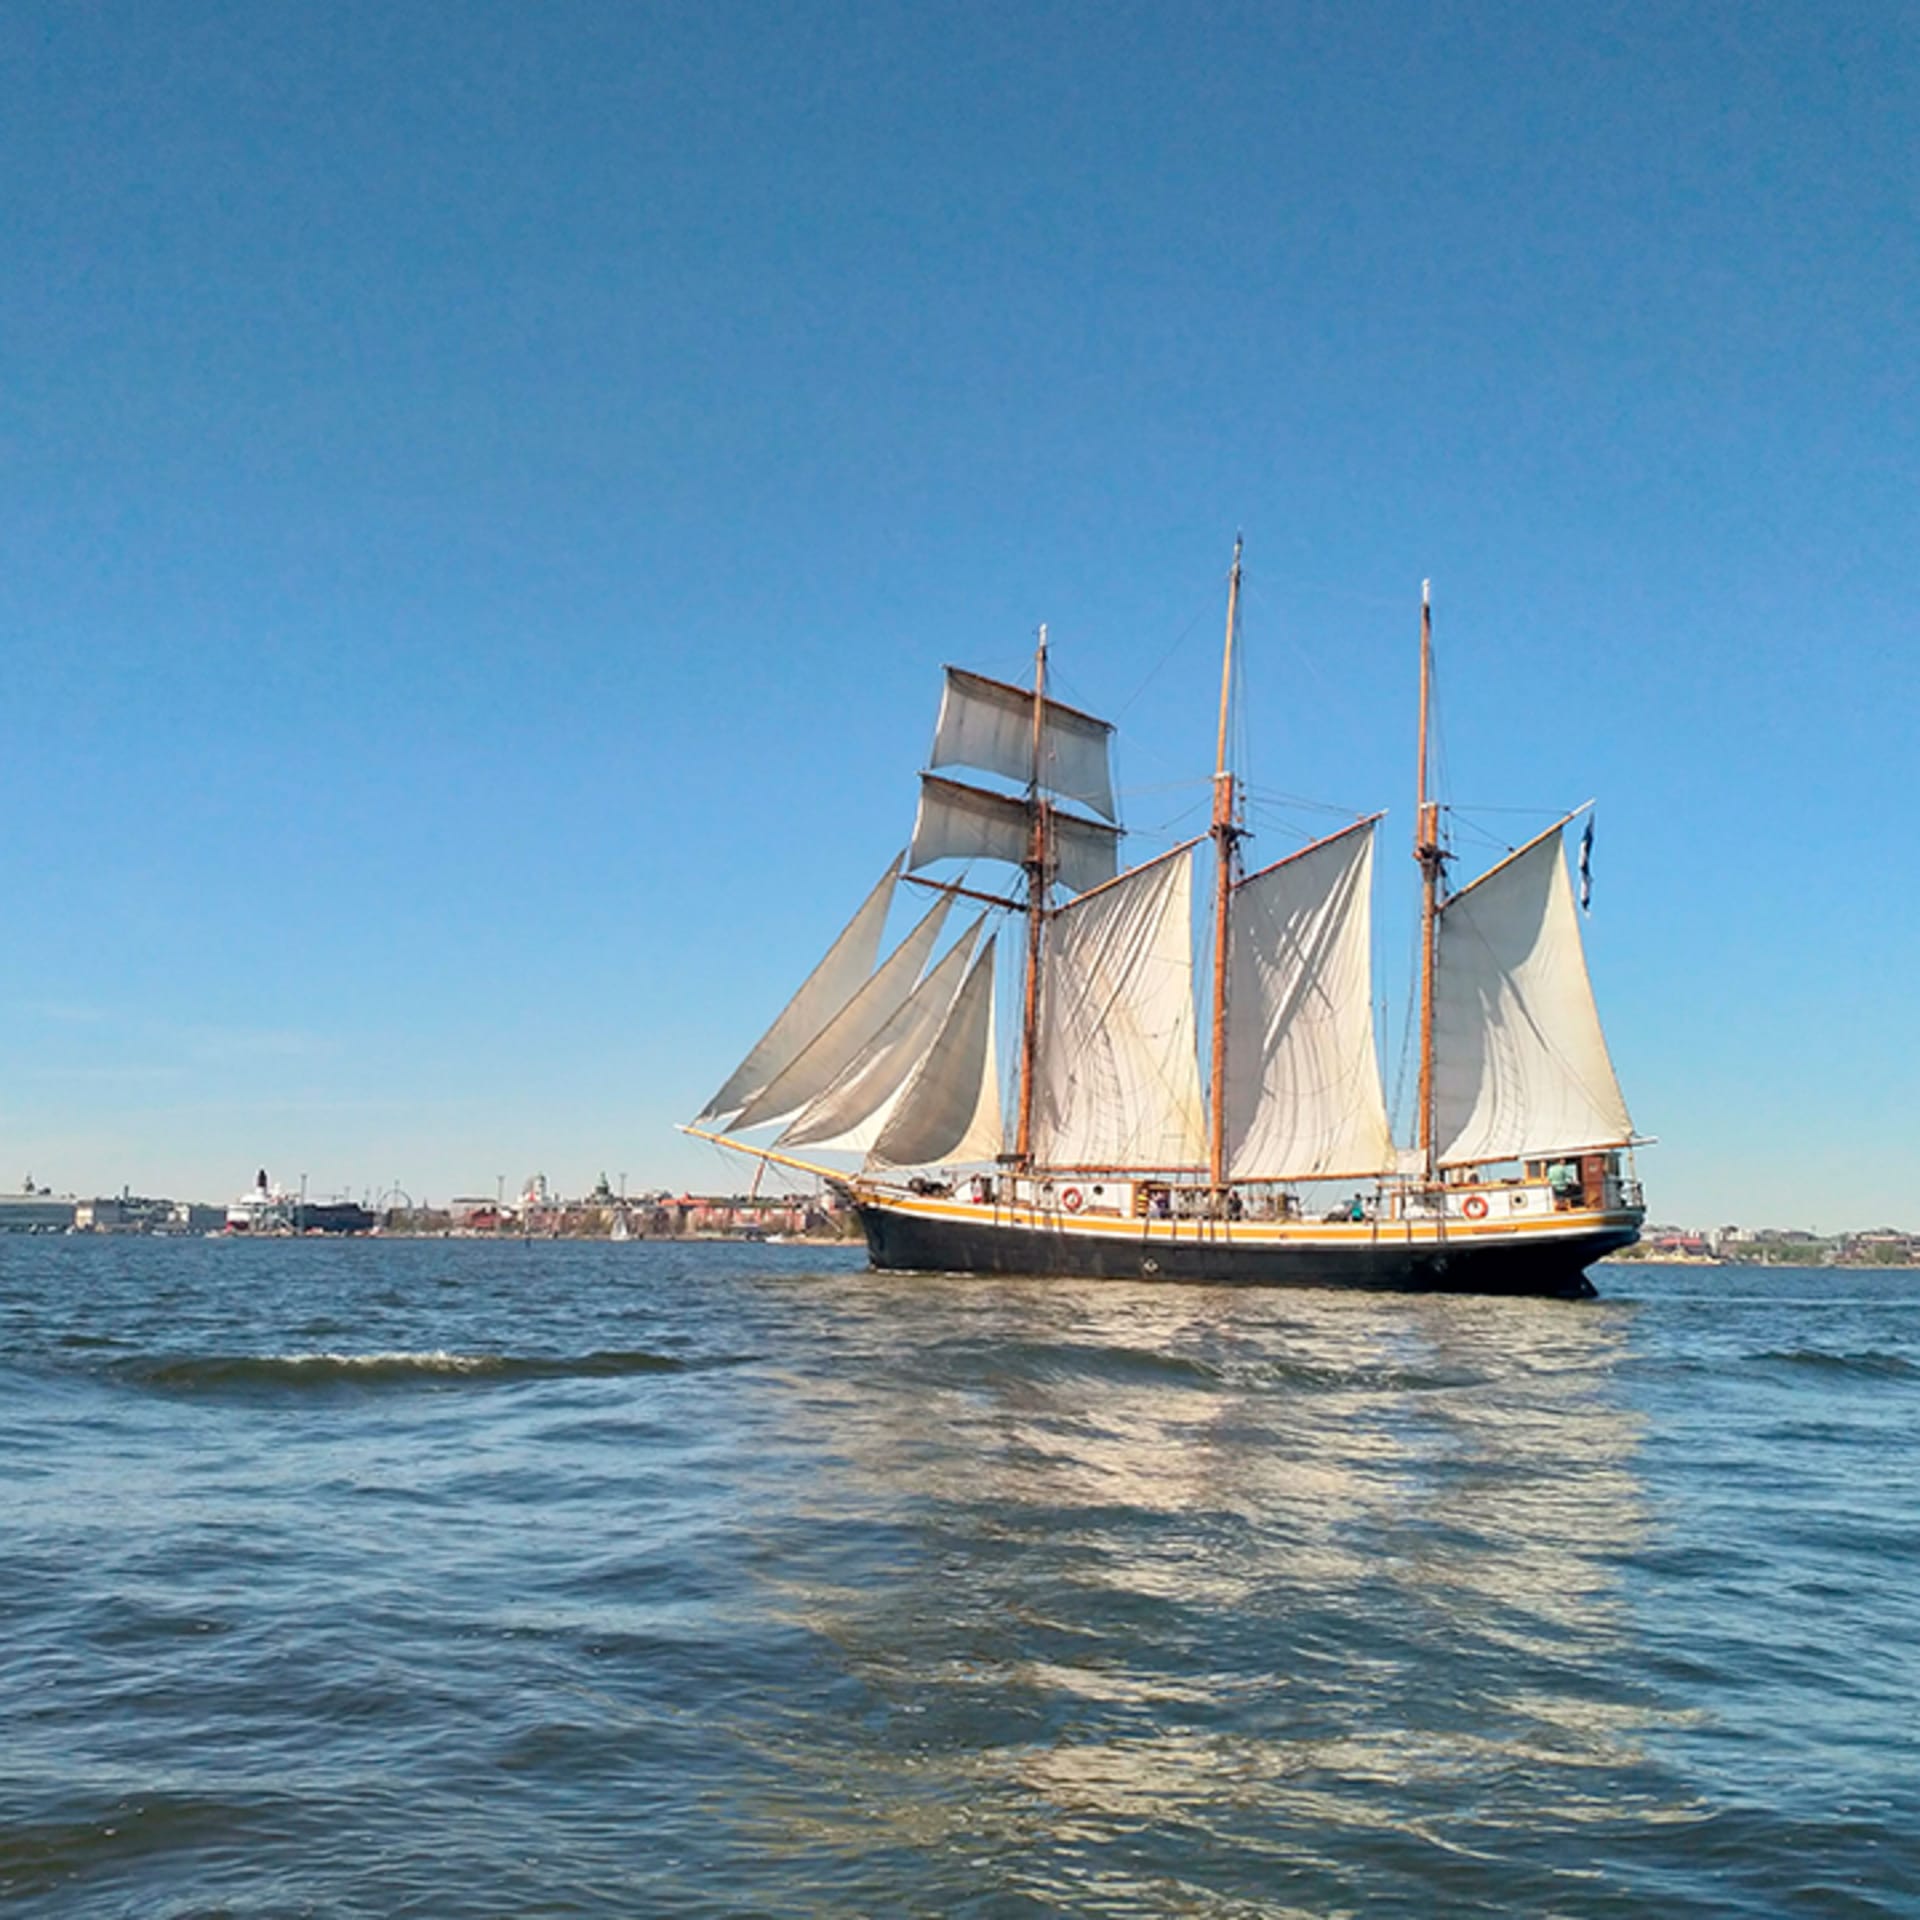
1462;1194;1489;1220
1061;1186;1084;1213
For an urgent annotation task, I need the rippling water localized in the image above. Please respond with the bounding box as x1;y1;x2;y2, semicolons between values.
3;1238;1917;1917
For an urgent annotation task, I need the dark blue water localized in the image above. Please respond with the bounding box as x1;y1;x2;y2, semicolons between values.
2;1240;1916;1917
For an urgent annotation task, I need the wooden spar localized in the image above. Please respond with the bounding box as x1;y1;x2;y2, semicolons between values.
913;774;1115;845
1236;811;1386;889
900;872;1024;912
1207;537;1244;1190
940;664;1112;738
1415;580;1442;1184
676;1124;850;1186
1439;801;1594;906
1057;835;1204;910
1015;624;1048;1167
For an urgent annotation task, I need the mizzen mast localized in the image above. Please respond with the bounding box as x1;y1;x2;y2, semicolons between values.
1014;624;1049;1167
1207;537;1244;1190
1414;579;1445;1184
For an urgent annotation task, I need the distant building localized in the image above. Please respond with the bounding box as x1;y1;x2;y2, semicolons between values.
76;1194;226;1233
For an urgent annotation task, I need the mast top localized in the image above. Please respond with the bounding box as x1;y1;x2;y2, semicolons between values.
1214;539;1243;787
1207;537;1244;1189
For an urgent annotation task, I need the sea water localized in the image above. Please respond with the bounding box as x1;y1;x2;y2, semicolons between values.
1;1237;1916;1917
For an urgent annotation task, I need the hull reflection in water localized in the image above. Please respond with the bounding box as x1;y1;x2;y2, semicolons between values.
740;1280;1675;1908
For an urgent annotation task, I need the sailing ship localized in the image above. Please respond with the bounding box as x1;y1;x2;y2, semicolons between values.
685;546;1645;1297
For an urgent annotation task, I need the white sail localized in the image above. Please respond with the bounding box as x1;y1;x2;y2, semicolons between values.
729;890;956;1133
1033;845;1207;1168
779;916;984;1153
909;775;1028;872
908;775;1120;896
870;937;1001;1167
1432;826;1633;1165
931;667;1117;820
1225;821;1396;1180
695;856;899;1123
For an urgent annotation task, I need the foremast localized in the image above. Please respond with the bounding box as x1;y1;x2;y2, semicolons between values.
1207;538;1245;1190
1015;625;1049;1168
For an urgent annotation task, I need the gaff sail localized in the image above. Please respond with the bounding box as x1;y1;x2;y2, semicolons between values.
1432;825;1633;1165
1224;820;1396;1181
1033;844;1207;1168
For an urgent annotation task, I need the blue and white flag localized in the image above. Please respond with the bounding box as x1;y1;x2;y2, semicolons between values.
1578;815;1595;913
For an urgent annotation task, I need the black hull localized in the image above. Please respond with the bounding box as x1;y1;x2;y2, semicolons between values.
292;1202;376;1235
856;1204;1635;1299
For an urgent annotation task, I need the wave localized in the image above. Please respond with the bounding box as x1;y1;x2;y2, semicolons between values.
0;1793;274;1895
1752;1347;1920;1380
1049;1342;1226;1388
111;1348;691;1392
954;1339;1471;1396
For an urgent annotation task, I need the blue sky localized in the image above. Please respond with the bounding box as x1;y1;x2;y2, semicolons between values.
1;1;1912;1225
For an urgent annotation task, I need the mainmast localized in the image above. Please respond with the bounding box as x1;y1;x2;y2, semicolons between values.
1207;538;1244;1189
1014;624;1049;1167
1414;580;1444;1183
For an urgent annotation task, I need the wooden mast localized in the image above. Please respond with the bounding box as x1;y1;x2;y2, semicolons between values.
1414;579;1443;1183
1015;623;1049;1167
1207;538;1243;1190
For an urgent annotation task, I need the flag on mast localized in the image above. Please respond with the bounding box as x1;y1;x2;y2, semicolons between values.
1579;815;1595;913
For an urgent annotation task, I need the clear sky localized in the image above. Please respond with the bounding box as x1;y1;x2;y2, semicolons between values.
1;1;1912;1226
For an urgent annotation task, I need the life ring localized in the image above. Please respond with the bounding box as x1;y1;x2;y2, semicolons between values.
1462;1194;1489;1220
1061;1186;1084;1213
